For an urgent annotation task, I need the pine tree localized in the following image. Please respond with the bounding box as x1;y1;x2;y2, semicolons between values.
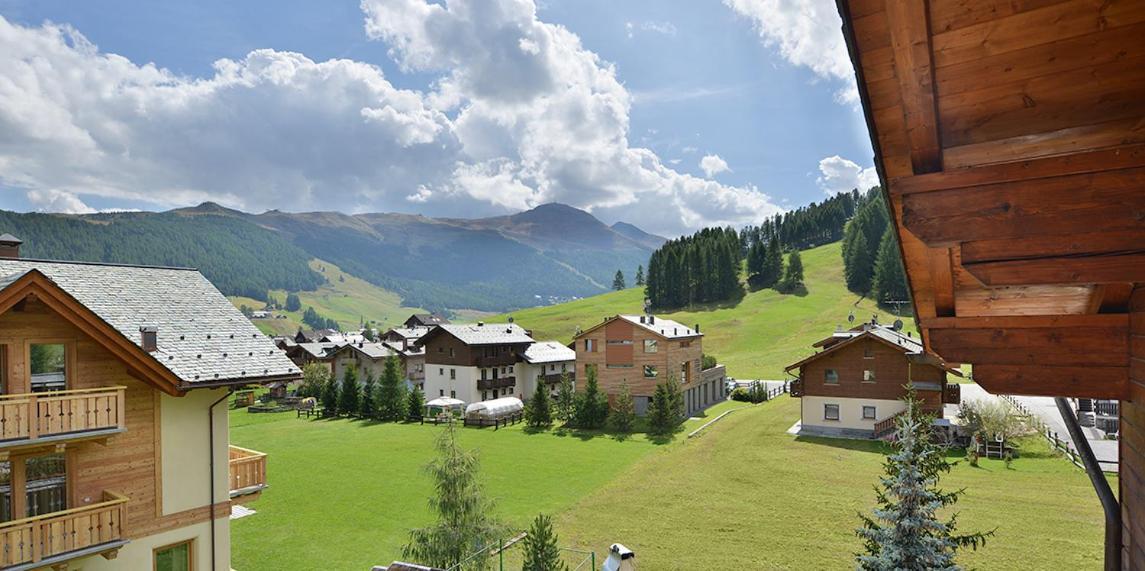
746;239;765;278
871;227;909;306
757;238;784;288
321;375;339;416
521;514;567;571
856;389;992;570
403;424;504;570
609;382;636;434
407;386;425;420
338;365;359;417
779;250;804;292
555;372;576;424
612;270;626;291
573;367;608;429
359;372;377;419
285;292;302;312
647;382;673;436
634;265;645;286
525;386;553;429
378;355;406;421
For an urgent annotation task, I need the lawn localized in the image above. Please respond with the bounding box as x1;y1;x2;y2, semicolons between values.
228;401;745;570
554;396;1110;570
496;242;915;380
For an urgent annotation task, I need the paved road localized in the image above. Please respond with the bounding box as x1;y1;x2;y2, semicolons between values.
1009;395;1119;473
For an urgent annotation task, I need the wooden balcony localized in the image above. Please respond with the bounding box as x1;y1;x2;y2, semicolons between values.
789;379;803;398
0;491;128;569
476;377;515;391
475;354;517;368
0;387;126;449
229;445;268;502
943;384;961;405
539;372;574;385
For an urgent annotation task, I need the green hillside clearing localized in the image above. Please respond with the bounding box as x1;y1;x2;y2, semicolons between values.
497;241;913;379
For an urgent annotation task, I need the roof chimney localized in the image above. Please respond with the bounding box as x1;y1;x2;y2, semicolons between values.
695;323;700;333
140;325;158;352
648;315;655;325
0;234;22;259
639;315;646;324
477;321;485;327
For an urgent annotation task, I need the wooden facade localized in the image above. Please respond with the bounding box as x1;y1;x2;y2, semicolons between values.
837;0;1145;566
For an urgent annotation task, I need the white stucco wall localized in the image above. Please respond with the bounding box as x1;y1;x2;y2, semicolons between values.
73;517;229;571
800;395;907;431
160;388;230;515
424;364;480;404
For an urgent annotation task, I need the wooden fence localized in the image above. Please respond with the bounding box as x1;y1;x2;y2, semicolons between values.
999;394;1117;473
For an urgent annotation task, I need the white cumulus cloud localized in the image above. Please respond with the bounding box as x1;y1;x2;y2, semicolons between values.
723;0;857;104
26;190;97;214
700;154;730;178
816;155;878;195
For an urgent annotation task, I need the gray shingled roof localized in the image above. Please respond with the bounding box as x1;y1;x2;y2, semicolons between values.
435;323;534;345
523;341;576;364
337;342;397;360
0;259;300;386
617;314;702;339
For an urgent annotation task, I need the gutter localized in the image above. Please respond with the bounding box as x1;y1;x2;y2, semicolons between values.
1055;397;1121;571
207;388;233;571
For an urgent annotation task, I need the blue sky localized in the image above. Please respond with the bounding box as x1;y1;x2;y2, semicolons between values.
0;0;876;236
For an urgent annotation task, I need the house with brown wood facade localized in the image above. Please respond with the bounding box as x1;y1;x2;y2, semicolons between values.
416;323;533;404
573;314;725;416
0;236;298;570
786;322;961;439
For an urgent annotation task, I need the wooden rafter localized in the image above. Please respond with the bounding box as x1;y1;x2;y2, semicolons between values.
885;0;942;174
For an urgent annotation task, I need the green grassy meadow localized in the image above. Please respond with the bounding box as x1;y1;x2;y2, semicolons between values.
230;395;1106;570
497;242;913;379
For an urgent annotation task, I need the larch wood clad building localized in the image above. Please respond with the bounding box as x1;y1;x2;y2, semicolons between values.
0;236;297;570
836;0;1145;567
786;322;960;439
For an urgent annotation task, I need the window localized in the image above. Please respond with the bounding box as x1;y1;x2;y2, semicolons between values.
449;347;455;357
584;339;596;352
439;389;444;396
482;391;488;400
606;364;633;369
560;363;567;372
0;460;10;522
508;365;514;373
680;361;690;384
643;365;658;378
450;390;456;398
862;406;877;420
449;369;456;380
549;364;555;371
438;347;444;353
863;370;876;382
481;369;488;380
25;454;66;517
154;539;193;571
824;404;840;421
508;387;514;394
644;339;658;353
824;369;839;384
29;343;67;392
864;346;874;359
606;339;632;345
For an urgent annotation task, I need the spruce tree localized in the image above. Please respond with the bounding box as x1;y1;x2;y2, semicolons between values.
609;381;636;434
871;227;909;306
573;367;609;429
403;424;504;570
285;292;302;312
555;372;576;424
746;239;764;278
338;365;359;417
647;382;673;435
521;514;567;571
525;385;553;428
856;389;992;570
359;372;377;419
612;270;626;291
779;250;804;292
634;264;645;286
758;238;784;288
321;375;339;416
379;355;406;421
407;386;425;420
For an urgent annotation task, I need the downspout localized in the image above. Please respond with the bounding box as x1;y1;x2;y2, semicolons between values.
1055;397;1121;571
208;389;233;571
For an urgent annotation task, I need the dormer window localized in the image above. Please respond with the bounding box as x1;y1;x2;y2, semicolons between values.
824;369;839;384
864;346;874;359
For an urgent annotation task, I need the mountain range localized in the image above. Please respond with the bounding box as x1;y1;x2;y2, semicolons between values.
0;203;665;312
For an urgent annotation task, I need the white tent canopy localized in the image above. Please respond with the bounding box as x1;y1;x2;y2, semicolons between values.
464;397;523;420
425;397;466;408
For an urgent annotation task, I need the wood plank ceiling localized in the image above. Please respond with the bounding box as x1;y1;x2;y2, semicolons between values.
840;0;1145;398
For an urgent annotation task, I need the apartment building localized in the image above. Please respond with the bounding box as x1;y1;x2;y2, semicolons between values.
417;323;534;404
518;341;576;399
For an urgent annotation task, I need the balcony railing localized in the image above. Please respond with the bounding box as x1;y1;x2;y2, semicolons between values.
943;384;961;405
0;387;126;448
475;354;517;368
539;373;574;385
229;445;268;501
0;491;128;568
477;377;516;391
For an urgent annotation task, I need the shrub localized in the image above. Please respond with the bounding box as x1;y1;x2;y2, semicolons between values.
730;387;752;402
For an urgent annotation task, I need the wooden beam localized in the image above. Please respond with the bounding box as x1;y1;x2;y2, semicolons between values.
886;0;942;173
890;143;1145;195
973;364;1128;400
962;252;1145;286
901;166;1145;247
921;313;1127;329
929;323;1129;367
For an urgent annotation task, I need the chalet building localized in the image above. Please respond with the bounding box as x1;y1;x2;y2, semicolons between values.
276;338;339;374
573;314;725;416
0;241;297;570
416;323;533;403
382;326;430;387
330;342;398;385
785;323;961;439
403;314;449;328
838;1;1145;565
518;341;576;398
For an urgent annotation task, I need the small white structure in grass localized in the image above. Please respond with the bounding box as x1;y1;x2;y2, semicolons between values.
602;544;635;571
464;397;523;422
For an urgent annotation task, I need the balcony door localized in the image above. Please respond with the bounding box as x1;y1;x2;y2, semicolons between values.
29;342;68;392
0;452;68;522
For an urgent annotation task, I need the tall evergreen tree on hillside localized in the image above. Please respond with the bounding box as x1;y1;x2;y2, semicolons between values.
612;270;626;291
871;227;910;307
338;365;359;417
779;250;805;292
555;372;576;424
758;238;784;289
525;385;553;429
378;355;407;421
573;367;609;429
285;293;302;312
359;372;377;419
842;189;889;295
407;385;425;420
746;239;765;278
634;265;645;286
321;375;339;415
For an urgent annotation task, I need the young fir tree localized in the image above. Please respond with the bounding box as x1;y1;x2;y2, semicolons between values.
647;382;673;435
779;250;804;292
521;514;567;571
746;239;765;278
634;264;645;286
555;372;576;424
321;375;339;416
378;355;406;421
759;238;784;288
338;365;359;417
612;270;626;291
359;371;377;419
871;227;909;306
856;389;992;570
407;385;425;420
609;381;636;434
525;385;553;429
285;292;302;312
574;367;609;429
403;424;504;570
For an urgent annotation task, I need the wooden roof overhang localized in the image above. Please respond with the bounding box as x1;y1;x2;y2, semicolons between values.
837;0;1145;399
